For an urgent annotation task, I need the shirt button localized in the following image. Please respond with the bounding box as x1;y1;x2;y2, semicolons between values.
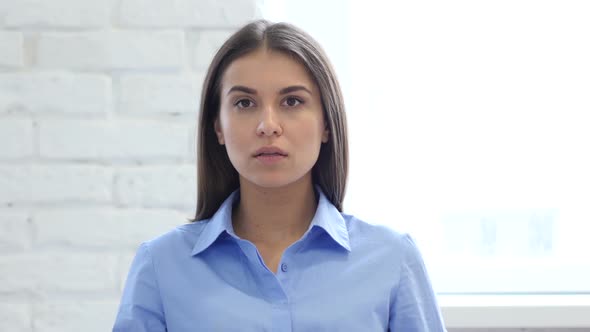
280;263;288;272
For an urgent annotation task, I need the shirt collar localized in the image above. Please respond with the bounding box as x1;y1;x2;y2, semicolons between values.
191;190;238;256
191;186;351;256
309;186;351;252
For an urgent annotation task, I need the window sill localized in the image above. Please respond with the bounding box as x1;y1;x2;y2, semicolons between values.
439;294;590;328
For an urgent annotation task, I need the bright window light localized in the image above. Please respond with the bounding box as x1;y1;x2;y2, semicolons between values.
263;0;590;294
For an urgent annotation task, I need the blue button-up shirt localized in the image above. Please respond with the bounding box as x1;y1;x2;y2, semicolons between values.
113;188;446;331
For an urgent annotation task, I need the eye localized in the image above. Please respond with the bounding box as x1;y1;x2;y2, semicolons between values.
282;96;303;108
234;98;255;109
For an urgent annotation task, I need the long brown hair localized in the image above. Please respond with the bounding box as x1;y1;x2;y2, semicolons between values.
192;19;348;222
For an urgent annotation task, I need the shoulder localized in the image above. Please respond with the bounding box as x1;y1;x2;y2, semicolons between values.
139;220;211;258
342;213;423;268
344;213;413;249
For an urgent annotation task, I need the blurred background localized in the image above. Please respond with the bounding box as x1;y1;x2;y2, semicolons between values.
0;0;588;331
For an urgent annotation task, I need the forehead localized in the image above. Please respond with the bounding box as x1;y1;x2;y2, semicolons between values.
221;48;317;91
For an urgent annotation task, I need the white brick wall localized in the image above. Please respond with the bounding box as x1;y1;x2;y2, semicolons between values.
38;31;186;70
0;210;31;251
0;1;260;330
119;74;203;114
0;31;24;67
119;0;258;28
190;29;235;70
0;118;34;158
33;300;120;332
38;119;192;159
0;73;111;113
115;165;197;208
0;165;113;204
34;208;187;249
3;1;111;28
0;252;119;293
0;302;31;332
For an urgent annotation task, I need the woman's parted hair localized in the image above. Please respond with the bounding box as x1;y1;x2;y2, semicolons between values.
191;19;348;222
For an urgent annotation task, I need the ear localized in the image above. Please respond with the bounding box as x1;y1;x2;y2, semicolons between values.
321;126;330;143
214;118;225;145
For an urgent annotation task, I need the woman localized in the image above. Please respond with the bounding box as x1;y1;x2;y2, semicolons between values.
113;19;446;331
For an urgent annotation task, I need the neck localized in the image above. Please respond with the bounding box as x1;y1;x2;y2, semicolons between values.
233;174;318;247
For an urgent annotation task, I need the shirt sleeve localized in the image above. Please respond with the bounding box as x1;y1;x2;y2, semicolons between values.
113;242;167;332
389;234;446;332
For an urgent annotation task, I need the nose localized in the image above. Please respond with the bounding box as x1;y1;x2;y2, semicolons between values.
256;106;283;137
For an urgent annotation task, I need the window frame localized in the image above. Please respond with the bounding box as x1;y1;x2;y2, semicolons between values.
440;294;590;328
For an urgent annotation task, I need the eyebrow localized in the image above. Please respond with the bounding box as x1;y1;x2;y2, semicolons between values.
279;85;313;95
227;85;257;95
226;85;313;96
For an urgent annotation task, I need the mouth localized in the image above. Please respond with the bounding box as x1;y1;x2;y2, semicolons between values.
254;152;287;157
253;146;288;164
253;146;288;158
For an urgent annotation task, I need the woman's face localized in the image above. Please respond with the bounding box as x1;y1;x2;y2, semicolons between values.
215;48;329;189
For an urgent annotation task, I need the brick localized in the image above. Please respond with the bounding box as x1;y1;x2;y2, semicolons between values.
0;73;111;114
4;0;109;28
38;119;192;160
0;303;31;332
118;0;184;27
0;211;30;251
114;165;197;209
34;208;186;249
0;165;112;205
38;31;185;70
33;300;118;332
119;0;258;27
0;253;117;293
0;118;33;158
119;74;203;114
190;30;234;70
0;31;24;67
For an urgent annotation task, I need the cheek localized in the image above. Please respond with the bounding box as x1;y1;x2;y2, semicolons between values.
220;117;251;154
296;117;325;148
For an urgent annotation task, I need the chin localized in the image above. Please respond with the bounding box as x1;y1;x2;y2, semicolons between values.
247;177;295;189
241;172;311;190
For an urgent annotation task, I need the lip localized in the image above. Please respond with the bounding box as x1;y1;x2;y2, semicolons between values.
253;146;287;165
253;146;288;157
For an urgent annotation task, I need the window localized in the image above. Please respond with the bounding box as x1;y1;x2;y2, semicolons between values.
264;0;590;296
